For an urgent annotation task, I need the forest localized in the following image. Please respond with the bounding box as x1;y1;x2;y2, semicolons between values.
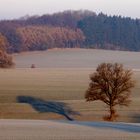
0;10;140;56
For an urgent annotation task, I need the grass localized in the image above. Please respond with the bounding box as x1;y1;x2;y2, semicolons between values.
0;68;90;101
0;119;140;140
0;68;139;122
0;49;140;122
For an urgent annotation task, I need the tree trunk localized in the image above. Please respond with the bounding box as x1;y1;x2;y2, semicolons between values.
109;105;116;121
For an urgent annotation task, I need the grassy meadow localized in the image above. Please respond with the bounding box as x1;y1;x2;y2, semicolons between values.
0;49;140;122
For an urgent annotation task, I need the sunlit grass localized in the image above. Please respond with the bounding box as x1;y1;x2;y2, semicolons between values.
0;68;139;122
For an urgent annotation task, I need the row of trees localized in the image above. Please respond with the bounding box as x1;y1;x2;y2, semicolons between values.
0;10;140;53
0;10;94;53
78;13;140;51
25;10;96;28
16;26;85;51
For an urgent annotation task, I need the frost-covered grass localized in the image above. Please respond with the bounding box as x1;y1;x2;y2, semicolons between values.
0;49;140;121
0;119;140;140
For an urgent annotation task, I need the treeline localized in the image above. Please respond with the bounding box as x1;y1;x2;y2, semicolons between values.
24;10;96;29
16;26;85;51
0;10;90;53
78;13;140;51
0;10;140;55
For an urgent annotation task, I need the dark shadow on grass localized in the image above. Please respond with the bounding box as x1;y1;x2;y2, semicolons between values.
17;96;80;121
58;120;140;133
131;114;140;123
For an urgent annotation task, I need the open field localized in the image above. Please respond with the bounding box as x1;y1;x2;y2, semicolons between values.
0;119;140;140
0;49;139;122
0;68;140;122
14;49;140;69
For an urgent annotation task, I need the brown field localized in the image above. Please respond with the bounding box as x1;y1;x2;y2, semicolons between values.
0;49;139;122
0;68;140;122
0;49;140;139
14;48;140;69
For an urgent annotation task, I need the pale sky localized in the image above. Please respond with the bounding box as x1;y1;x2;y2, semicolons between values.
0;0;140;20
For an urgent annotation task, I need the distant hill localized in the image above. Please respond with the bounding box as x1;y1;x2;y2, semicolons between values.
0;10;140;53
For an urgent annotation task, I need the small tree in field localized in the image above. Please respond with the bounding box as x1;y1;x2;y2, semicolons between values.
0;33;14;68
0;50;14;68
85;63;135;121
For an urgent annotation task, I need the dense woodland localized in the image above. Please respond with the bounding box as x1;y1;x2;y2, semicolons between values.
78;13;140;51
16;26;85;51
0;10;140;56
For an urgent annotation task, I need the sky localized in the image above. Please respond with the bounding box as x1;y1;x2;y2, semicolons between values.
0;0;140;20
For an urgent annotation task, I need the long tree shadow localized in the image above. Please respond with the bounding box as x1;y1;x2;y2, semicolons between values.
17;96;80;121
59;121;140;133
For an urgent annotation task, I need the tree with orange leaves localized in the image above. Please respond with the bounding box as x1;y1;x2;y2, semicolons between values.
85;63;135;121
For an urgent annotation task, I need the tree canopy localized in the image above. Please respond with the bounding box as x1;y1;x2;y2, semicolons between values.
0;11;140;53
78;14;140;51
85;63;135;121
0;33;14;68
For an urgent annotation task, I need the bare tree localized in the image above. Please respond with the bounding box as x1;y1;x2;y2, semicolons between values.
85;63;135;121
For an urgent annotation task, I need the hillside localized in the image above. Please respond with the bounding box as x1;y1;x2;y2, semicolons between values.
0;49;138;122
0;10;140;54
0;119;139;140
13;49;140;69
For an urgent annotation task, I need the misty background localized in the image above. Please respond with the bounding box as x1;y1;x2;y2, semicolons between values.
0;0;140;20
